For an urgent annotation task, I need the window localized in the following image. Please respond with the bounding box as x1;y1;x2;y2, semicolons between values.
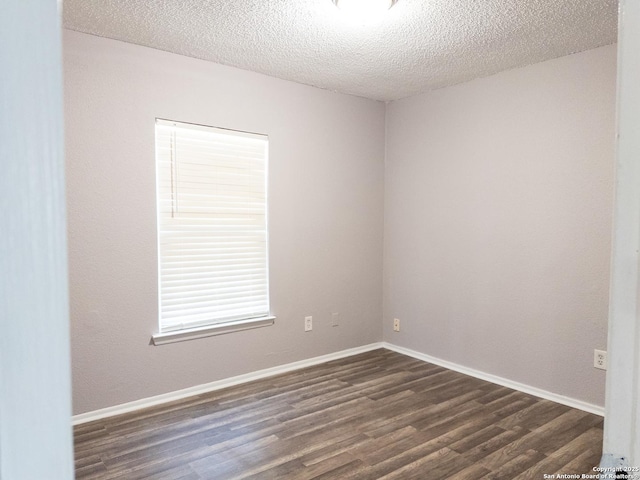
154;119;271;340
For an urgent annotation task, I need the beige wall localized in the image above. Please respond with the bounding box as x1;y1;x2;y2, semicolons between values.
384;44;616;407
64;30;385;415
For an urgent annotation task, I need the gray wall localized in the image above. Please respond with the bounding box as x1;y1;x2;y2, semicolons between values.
384;44;616;407
66;29;617;415
64;30;385;415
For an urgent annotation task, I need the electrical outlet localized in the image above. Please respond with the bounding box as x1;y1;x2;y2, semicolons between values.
393;318;400;332
332;312;339;327
305;316;313;332
594;349;607;370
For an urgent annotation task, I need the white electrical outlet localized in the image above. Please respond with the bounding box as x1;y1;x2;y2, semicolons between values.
393;318;400;332
305;316;313;332
594;349;607;370
332;312;339;327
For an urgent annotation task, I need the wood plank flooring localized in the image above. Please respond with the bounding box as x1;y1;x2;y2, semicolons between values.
74;349;603;479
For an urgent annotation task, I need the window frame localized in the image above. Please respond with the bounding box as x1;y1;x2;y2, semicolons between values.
152;119;274;345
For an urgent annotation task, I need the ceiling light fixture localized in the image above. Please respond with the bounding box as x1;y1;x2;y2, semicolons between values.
332;0;397;25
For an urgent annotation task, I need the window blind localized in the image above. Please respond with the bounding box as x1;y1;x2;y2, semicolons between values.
155;119;270;333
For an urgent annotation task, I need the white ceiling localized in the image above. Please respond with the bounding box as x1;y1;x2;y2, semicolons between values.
63;0;618;101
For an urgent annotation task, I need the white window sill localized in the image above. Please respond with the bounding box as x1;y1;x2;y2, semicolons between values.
151;316;275;346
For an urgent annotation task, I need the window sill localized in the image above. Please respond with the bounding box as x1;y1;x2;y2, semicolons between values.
151;316;275;346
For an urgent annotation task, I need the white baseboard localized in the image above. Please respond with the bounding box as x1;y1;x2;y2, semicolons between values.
73;340;604;425
72;342;384;425
382;342;604;417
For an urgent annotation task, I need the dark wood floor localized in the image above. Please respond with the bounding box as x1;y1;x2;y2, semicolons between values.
74;349;603;479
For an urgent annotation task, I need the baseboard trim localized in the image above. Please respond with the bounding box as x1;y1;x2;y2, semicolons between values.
72;342;384;425
382;342;604;417
73;340;604;425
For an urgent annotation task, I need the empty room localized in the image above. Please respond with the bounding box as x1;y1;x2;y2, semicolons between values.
3;0;640;479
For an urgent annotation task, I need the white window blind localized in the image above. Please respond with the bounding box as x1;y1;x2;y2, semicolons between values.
155;119;270;333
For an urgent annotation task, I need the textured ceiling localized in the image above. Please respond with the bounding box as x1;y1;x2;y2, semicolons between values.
63;0;618;101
